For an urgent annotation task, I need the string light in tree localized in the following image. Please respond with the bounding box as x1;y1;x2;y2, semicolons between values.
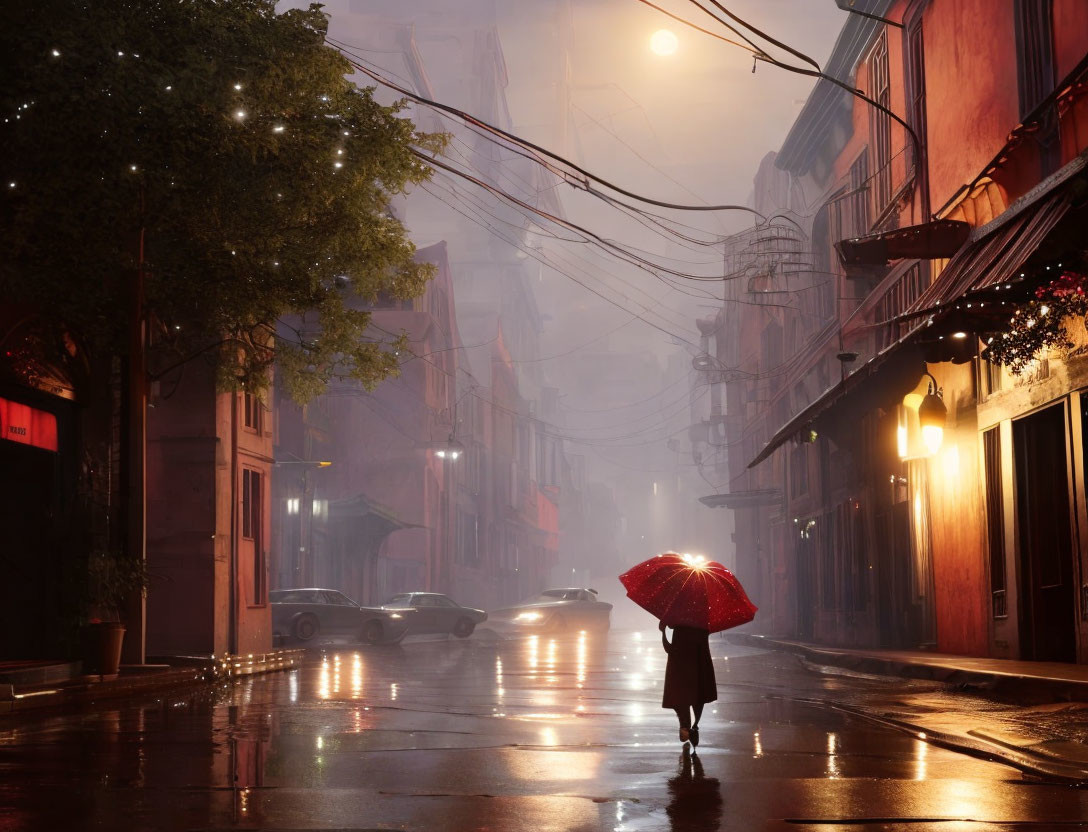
981;262;1088;374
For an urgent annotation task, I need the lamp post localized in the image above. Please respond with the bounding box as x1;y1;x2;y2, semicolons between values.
434;434;464;593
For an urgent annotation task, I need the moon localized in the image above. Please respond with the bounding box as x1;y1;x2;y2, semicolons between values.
650;29;678;56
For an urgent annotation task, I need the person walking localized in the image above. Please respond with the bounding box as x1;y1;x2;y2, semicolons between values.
659;619;716;747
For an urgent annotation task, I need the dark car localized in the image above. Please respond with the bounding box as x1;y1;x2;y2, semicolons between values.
382;592;488;638
489;588;612;632
271;588;414;645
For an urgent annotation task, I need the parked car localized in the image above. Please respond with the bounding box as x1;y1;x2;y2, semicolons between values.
270;588;414;645
382;592;488;638
489;588;612;632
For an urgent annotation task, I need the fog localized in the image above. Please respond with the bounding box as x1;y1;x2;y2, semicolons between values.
273;0;846;618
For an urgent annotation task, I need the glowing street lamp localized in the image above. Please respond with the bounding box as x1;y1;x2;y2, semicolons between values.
918;372;947;456
434;434;464;461
650;29;679;56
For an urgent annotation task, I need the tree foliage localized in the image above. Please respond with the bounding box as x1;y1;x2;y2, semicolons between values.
0;0;444;401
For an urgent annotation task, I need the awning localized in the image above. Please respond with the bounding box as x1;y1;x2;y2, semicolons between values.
836;219;970;266
899;152;1085;322
699;489;782;509
747;343;924;469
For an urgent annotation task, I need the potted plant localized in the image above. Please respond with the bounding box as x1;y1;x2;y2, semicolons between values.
81;551;149;677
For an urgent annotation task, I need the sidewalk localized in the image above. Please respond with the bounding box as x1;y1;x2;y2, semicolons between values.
727;632;1088;784
727;632;1088;701
0;648;304;717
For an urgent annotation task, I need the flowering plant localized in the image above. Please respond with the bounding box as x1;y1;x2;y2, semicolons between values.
981;270;1088;374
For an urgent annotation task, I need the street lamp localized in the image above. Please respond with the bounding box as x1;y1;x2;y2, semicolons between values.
273;460;332;467
434;434;465;461
650;29;679;56
918;372;947;456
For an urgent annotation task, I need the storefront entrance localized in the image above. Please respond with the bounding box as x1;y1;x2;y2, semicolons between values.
1013;403;1077;662
0;396;69;660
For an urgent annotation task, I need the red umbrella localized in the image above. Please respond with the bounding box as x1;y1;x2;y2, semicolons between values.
619;552;757;633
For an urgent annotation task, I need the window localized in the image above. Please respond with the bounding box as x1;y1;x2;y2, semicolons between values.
1014;0;1059;173
387;594;411;605
980;357;1003;398
848;152;871;238
811;202;836;322
243;392;260;432
904;4;929;216
874;263;928;350
323;591;356;606
242;468;265;604
1014;0;1055;117
457;512;480;566
790;444;809;498
868;29;893;217
983;427;1007;618
434;596;458;608
414;595;437;607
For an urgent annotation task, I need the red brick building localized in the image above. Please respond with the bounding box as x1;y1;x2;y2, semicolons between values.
708;0;1088;661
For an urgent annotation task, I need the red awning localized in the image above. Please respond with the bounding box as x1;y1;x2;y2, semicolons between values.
899;153;1086;322
0;397;58;452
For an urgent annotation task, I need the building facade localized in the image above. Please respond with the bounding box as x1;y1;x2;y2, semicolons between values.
707;0;1088;661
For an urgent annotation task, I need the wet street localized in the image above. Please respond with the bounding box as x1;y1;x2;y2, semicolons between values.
2;630;1088;831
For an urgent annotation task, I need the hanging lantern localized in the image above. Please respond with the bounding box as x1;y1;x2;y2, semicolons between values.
918;373;946;455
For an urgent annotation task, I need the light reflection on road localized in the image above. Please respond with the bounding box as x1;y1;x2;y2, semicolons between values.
4;630;1086;830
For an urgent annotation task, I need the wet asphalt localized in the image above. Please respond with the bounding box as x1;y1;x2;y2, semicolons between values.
2;628;1087;831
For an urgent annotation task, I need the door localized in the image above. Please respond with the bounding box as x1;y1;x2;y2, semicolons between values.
875;503;912;648
795;528;817;641
322;591;360;633
1014;403;1077;662
411;594;440;633
432;596;463;632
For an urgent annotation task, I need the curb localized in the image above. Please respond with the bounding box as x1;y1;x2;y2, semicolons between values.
0;648;304;718
726;632;1088;704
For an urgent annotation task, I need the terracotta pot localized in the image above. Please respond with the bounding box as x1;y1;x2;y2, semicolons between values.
80;622;126;676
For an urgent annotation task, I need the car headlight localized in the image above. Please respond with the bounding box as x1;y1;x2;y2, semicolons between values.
389;613;402;619
515;611;542;622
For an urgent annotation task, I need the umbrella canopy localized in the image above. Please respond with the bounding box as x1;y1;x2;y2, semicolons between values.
619;552;757;634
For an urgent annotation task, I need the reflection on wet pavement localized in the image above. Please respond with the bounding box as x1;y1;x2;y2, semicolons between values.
1;630;1087;830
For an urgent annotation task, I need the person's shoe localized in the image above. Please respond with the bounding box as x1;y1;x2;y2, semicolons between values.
689;725;700;747
678;728;690;743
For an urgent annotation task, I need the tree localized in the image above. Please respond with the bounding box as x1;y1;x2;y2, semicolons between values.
1;0;444;401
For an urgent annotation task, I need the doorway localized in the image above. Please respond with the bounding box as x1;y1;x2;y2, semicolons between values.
795;525;816;640
875;502;913;648
1013;403;1077;662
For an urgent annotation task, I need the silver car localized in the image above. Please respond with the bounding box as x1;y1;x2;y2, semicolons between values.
383;592;488;638
490;588;612;632
271;588;414;645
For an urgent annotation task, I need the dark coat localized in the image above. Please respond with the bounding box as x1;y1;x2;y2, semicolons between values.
661;626;717;708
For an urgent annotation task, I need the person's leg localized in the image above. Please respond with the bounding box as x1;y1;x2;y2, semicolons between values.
673;706;691;741
689;703;704;747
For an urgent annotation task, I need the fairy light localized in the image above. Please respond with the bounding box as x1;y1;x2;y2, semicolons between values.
272;125;285;133
234;110;246;120
51;49;60;57
233;83;243;91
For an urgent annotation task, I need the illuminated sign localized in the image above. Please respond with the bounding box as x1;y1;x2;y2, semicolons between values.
0;397;58;452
